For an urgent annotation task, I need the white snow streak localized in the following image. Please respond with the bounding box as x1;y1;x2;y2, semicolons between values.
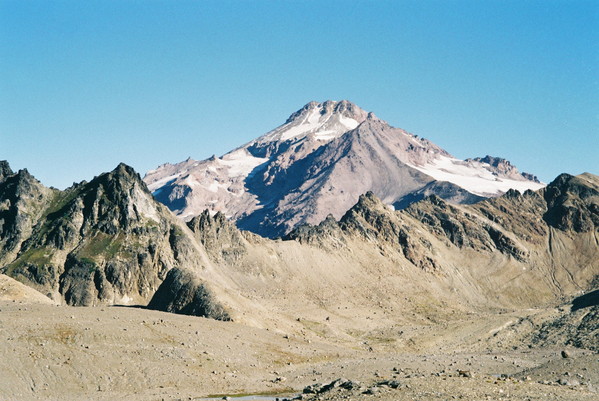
147;173;182;192
339;115;359;130
218;149;268;177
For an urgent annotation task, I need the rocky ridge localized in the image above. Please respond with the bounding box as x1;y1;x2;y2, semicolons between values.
1;160;597;331
466;155;541;183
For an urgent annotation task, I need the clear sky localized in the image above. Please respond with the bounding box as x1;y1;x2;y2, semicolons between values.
1;0;597;189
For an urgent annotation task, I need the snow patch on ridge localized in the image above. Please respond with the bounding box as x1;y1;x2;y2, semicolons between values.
147;173;182;192
260;102;361;143
408;155;545;196
218;149;268;177
339;115;359;130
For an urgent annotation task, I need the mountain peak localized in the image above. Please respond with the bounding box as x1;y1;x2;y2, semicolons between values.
542;172;599;232
255;100;371;145
98;163;145;190
285;100;370;125
112;162;138;176
146;102;546;237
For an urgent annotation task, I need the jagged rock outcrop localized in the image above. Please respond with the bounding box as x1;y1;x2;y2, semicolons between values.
186;210;247;264
0;161;14;182
466;155;540;183
337;192;439;271
284;214;346;249
0;163;207;307
147;267;231;320
287;190;530;270
405;195;529;261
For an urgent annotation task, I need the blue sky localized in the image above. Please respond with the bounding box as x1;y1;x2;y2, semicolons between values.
1;0;597;189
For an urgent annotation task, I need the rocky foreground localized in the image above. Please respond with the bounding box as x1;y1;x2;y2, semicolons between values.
0;291;597;401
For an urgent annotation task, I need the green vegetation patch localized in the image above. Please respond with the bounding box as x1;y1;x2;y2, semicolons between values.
76;232;124;262
44;187;79;217
4;247;54;273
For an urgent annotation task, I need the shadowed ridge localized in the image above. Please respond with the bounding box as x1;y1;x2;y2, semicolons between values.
543;173;599;232
572;289;599;312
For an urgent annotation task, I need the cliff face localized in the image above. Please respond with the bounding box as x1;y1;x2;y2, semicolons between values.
186;210;248;264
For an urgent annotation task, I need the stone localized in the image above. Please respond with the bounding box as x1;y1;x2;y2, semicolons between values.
303;383;322;394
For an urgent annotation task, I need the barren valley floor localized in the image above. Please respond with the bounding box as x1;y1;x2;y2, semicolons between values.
1;300;597;401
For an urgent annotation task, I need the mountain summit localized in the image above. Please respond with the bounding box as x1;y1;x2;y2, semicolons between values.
144;101;543;237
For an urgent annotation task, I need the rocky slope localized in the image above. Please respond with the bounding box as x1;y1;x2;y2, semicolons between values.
144;100;543;237
0;162;228;318
144;171;597;336
280;172;598;312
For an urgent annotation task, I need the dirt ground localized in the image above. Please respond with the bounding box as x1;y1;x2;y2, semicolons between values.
1;299;597;401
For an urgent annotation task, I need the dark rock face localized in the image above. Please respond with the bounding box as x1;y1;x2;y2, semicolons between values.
59;255;99;306
284;214;346;248
0;160;14;182
1;163;204;306
147;267;231;320
0;167;52;264
521;172;539;183
152;182;191;215
542;173;599;232
405;195;529;261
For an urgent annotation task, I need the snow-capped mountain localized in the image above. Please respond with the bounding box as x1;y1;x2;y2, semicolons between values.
144;100;544;237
